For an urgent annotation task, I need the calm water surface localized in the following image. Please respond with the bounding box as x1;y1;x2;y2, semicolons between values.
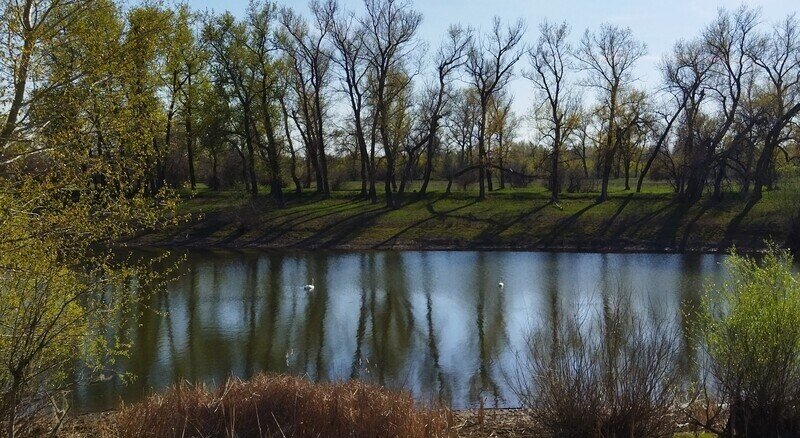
73;249;728;412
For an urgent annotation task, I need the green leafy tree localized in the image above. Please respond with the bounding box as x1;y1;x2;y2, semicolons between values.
697;247;800;436
0;1;177;435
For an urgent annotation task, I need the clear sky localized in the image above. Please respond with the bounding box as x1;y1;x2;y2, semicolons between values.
185;0;798;122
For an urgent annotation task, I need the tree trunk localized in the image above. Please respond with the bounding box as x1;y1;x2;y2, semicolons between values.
713;157;726;201
152;137;166;194
599;159;612;202
637;100;684;192
398;157;409;196
0;23;32;153
185;71;196;190
159;73;179;193
295;107;323;193
598;88;618;203
211;151;219;190
580;132;590;178
486;145;494;192
279;99;302;194
359;150;368;196
624;159;631;191
6;376;20;438
498;131;506;190
419;135;435;195
477;103;487;201
753;103;800;200
313;89;330;196
238;148;250;192
550;129;560;202
304;155;311;188
368;128;378;203
288;146;301;194
384;153;395;208
242;109;259;196
260;86;284;207
376;76;395;208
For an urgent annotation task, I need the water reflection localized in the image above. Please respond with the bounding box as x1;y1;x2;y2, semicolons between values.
72;250;727;413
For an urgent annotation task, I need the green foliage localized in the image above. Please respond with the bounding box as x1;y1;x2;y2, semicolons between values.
0;0;180;435
700;246;800;436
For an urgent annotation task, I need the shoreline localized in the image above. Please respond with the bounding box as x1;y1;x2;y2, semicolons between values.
124;188;792;256
123;236;773;255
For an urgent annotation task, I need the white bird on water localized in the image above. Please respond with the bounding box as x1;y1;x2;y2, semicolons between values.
303;278;316;292
498;282;504;289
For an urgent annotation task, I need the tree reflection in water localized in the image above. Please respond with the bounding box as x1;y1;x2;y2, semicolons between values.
71;249;725;413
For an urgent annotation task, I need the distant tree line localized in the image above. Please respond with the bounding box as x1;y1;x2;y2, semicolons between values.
4;1;800;210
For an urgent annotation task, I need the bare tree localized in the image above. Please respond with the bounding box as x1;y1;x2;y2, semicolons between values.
327;0;376;201
279;2;333;196
448;89;481;171
415;25;472;195
682;6;759;203
486;92;517;190
751;14;800;200
636;40;707;192
577;24;646;202
361;0;422;208
464;17;525;201
527;20;576;202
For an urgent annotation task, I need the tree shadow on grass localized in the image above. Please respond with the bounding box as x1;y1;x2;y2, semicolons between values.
474;201;551;244
606;200;676;242
155;214;230;244
285;205;390;248
652;200;693;248
597;194;634;238
266;199;369;230
540;202;599;247
197;199;371;246
649;198;712;250
678;202;711;251
373;200;479;248
720;198;759;249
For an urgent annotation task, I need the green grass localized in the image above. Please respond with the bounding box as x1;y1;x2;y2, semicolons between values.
146;179;797;252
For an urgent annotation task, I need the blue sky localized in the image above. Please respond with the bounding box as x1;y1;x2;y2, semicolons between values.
186;0;798;121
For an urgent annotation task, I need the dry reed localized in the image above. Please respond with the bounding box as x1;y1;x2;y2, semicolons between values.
116;373;453;437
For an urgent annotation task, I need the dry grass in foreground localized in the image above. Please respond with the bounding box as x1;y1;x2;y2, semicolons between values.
452;409;537;437
114;373;452;437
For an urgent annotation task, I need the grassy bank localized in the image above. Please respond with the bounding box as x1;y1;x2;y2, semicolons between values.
131;179;797;252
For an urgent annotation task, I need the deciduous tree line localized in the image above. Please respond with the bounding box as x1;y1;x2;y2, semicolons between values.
4;1;800;212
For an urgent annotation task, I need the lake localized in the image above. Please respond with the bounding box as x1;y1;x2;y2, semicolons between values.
72;249;728;412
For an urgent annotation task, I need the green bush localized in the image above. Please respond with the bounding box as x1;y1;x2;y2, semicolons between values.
698;246;800;437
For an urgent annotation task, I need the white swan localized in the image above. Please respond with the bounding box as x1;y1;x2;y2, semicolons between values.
303;278;315;292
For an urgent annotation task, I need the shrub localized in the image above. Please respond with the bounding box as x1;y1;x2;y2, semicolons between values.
116;373;452;438
514;292;682;437
695;247;800;437
565;168;597;193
